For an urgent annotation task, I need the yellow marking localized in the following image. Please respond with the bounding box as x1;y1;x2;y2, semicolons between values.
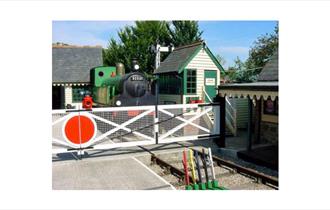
189;149;197;184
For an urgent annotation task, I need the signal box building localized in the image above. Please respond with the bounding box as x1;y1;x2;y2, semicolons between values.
154;41;225;104
52;44;103;109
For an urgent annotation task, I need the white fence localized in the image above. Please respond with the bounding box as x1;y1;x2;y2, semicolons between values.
52;103;219;154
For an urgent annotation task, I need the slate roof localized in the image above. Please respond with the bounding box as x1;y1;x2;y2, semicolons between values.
52;46;103;83
154;41;203;74
258;50;278;82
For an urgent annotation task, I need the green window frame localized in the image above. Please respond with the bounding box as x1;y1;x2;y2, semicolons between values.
186;69;196;94
159;73;182;95
72;86;91;103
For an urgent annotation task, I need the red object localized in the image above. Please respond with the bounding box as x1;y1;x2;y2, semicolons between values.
127;111;154;117
82;95;93;109
190;99;203;104
127;110;140;117
64;115;95;145
111;72;116;77
182;150;190;185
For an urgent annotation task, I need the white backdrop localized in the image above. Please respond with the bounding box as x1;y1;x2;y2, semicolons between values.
0;1;330;209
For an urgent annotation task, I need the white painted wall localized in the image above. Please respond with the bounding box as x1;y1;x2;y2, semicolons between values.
228;98;249;129
64;86;82;109
64;86;72;105
186;48;220;102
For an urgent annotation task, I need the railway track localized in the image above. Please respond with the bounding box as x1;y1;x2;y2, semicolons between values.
138;145;278;190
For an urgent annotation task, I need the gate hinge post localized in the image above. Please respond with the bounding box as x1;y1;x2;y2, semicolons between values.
154;117;159;144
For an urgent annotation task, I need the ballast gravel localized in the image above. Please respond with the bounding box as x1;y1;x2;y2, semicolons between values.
137;152;275;190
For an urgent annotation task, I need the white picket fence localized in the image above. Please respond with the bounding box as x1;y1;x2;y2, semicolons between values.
52;103;219;154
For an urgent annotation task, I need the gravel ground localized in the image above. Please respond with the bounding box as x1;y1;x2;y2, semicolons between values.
137;155;184;189
176;141;279;178
137;151;275;190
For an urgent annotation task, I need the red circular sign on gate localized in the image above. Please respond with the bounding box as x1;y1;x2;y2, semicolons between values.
64;115;96;145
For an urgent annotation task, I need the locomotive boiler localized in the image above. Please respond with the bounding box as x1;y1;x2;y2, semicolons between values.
91;60;155;107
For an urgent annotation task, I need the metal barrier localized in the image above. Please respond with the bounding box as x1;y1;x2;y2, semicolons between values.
52;103;219;154
157;104;217;143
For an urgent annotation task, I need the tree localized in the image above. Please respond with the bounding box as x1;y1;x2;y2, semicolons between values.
103;21;171;75
103;21;204;75
166;21;203;47
226;57;259;83
245;24;278;71
227;24;278;82
216;54;226;67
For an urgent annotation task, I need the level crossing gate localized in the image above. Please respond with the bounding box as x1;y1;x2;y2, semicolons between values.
52;103;220;155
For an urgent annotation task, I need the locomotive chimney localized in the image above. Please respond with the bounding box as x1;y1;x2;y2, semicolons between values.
116;63;125;76
131;58;140;71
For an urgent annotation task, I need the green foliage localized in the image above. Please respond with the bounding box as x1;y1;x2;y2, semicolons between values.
103;21;171;75
245;24;278;72
227;57;257;82
103;21;203;75
227;24;278;83
166;21;203;47
216;54;226;66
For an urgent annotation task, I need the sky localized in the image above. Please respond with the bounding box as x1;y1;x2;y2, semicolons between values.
52;21;277;68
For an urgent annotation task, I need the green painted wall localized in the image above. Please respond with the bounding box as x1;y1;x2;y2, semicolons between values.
91;66;116;87
159;73;183;94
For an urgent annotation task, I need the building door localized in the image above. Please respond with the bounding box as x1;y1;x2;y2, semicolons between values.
52;86;64;109
204;70;217;103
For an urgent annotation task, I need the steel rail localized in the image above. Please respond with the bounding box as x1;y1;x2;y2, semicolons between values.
139;145;278;189
193;149;278;188
138;145;195;184
150;154;195;184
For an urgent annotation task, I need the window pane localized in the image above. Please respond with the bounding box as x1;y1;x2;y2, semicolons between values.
186;69;197;94
72;87;91;102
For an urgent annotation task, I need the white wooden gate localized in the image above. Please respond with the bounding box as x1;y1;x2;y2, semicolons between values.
52;103;219;154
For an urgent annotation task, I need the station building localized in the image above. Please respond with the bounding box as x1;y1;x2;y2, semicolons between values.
52;44;103;109
217;51;278;169
154;41;225;104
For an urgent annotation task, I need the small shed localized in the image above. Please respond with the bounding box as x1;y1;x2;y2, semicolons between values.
52;44;103;109
154;41;224;104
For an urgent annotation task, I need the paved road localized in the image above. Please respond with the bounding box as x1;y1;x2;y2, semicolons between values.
52;155;175;190
52;140;213;190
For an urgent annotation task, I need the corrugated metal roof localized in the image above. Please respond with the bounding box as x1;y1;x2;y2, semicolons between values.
153;41;203;74
258;51;278;82
52;47;103;83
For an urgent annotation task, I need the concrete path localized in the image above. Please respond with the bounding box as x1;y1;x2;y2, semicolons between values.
52;156;175;190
